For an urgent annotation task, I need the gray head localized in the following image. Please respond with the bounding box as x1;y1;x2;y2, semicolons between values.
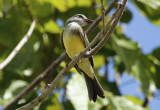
65;14;94;27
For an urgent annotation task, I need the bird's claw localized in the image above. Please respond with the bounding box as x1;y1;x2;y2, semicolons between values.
74;54;81;63
84;51;90;57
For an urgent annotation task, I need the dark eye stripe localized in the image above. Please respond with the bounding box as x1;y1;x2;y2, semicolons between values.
78;15;83;18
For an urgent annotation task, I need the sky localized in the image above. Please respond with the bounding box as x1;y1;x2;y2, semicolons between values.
124;1;160;54
113;1;160;110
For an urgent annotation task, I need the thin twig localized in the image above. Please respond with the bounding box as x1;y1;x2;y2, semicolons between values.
142;96;149;107
16;0;127;109
101;0;105;36
87;2;125;56
88;0;96;18
85;0;118;35
23;0;33;20
0;20;36;70
85;3;122;58
2;52;67;110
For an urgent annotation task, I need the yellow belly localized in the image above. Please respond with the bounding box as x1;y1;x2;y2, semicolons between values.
63;34;85;59
63;33;94;79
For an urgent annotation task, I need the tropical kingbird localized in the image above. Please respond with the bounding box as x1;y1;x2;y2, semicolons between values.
60;14;105;102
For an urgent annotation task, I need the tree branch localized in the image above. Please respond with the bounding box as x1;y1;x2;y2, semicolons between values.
0;20;36;70
85;0;118;35
85;2;122;58
23;0;33;20
2;52;67;110
142;96;149;107
87;1;125;56
16;0;127;109
101;0;105;36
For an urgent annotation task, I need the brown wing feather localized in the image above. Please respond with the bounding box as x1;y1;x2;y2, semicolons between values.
60;29;65;49
77;28;94;68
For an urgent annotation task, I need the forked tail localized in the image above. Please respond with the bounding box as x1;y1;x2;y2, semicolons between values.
84;73;105;102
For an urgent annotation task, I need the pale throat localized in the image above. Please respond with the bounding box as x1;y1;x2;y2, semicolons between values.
67;22;81;29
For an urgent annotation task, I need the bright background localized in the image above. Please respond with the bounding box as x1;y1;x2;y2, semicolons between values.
112;1;160;110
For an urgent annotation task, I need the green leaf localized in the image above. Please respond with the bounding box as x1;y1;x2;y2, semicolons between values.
127;95;152;110
0;17;29;48
44;20;60;34
88;98;108;110
126;96;143;106
40;93;63;110
108;95;146;110
66;74;108;110
0;80;28;105
149;51;160;88
26;0;55;18
152;47;160;61
76;0;91;7
113;55;125;74
0;0;12;12
132;0;160;25
63;100;75;110
66;74;88;110
66;0;76;8
111;33;139;71
153;64;160;89
93;55;105;69
120;8;132;23
50;0;67;12
131;54;155;95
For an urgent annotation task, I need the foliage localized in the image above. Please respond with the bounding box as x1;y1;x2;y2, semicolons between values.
0;0;160;109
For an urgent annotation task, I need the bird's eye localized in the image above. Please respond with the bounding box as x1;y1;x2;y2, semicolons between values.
78;15;83;18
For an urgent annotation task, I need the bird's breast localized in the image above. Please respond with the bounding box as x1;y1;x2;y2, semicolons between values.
63;32;85;59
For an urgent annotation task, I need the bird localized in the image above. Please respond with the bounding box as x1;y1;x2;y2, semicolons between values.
60;14;105;102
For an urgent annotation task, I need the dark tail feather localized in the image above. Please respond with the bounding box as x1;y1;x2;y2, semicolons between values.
84;73;105;102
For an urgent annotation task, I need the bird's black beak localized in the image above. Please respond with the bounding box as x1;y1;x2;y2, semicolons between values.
83;19;94;24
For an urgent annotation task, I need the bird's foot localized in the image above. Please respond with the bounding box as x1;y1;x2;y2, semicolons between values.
84;51;91;57
66;63;69;67
46;84;51;88
74;54;81;63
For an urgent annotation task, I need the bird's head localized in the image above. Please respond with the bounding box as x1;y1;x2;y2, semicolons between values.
65;14;94;27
